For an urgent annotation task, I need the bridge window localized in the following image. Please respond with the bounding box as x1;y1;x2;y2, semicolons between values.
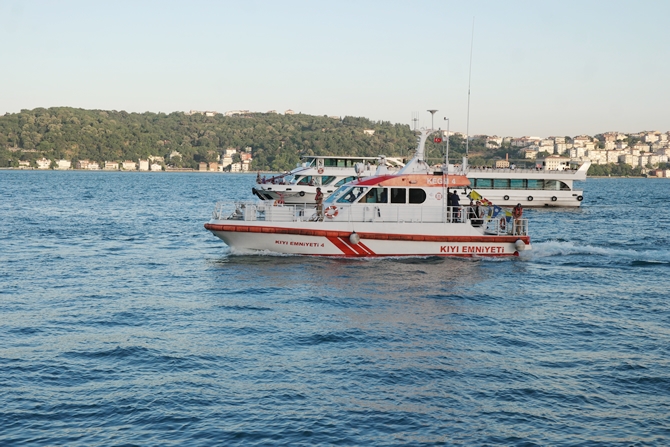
408;188;426;204
337;187;367;203
390;188;406;204
362;187;387;203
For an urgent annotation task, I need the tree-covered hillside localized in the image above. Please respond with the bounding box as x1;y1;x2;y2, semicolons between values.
0;107;508;171
0;108;442;171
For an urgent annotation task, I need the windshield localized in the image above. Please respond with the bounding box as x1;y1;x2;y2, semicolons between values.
335;186;368;204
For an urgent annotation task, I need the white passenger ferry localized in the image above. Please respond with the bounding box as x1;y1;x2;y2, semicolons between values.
464;158;590;207
252;149;589;208
205;129;531;257
252;155;404;204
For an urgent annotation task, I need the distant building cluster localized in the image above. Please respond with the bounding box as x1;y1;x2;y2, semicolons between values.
483;130;670;171
22;157;166;171
20;148;255;172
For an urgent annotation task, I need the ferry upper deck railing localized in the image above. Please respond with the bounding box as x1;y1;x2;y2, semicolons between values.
212;202;529;236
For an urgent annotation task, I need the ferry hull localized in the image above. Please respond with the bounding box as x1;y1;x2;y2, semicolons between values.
205;222;530;257
468;190;584;207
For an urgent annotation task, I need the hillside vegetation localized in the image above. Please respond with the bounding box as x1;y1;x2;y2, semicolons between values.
0;107;502;171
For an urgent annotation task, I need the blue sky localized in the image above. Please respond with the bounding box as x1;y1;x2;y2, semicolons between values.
1;0;668;137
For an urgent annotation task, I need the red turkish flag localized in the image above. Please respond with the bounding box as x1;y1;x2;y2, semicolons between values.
434;137;442;143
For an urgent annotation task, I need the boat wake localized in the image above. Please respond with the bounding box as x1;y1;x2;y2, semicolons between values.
527;240;670;265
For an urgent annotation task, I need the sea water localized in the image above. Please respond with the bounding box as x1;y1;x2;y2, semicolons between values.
1;170;669;446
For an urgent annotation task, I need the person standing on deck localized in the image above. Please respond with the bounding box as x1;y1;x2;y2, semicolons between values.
315;187;324;220
513;203;524;234
451;191;461;221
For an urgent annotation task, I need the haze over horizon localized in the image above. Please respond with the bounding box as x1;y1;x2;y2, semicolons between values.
1;0;668;137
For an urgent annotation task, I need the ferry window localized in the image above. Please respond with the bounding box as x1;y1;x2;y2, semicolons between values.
510;179;525;189
559;181;570;191
543;180;558;190
333;176;356;187
362;187;387;204
321;176;337;185
323;159;335;167
527;180;541;190
337;187;367;203
493;179;510;189
390;188;406;204
297;176;313;185
408;188;426;204
475;178;492;188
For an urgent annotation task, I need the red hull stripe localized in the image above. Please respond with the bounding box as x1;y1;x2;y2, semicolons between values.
326;236;357;256
355;240;375;256
204;223;530;244
338;236;375;256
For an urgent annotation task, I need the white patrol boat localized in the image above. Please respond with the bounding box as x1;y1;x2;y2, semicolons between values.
251;155;404;205
205;128;531;257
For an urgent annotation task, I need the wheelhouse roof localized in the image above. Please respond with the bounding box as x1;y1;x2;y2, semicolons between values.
352;174;470;188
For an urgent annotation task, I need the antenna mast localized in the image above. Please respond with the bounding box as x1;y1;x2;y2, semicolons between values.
465;17;475;158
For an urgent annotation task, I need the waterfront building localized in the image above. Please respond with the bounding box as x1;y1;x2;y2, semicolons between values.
122;161;137;171
36;158;50;169
56;160;71;170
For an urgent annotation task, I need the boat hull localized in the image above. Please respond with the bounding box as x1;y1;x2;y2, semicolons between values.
465;189;584;207
205;221;530;257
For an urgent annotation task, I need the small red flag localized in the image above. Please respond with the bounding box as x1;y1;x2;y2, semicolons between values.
434;137;442;143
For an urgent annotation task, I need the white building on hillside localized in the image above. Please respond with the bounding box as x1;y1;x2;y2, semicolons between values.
36;158;51;169
56;159;71;170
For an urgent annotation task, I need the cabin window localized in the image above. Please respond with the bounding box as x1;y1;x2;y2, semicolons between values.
336;187;368;203
510;179;524;189
408;188;426;204
559;181;571;191
321;176;337;185
390;188;406;204
362;187;387;203
493;179;510;189
474;178;493;188
333;176;356;187
526;180;541;190
543;180;558;190
297;176;313;185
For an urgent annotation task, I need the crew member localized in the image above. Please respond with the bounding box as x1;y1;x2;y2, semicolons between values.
513;203;523;234
315;187;324;220
451;191;460;221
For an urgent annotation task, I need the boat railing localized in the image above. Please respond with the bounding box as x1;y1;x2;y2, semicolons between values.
214;201;528;235
466;167;580;174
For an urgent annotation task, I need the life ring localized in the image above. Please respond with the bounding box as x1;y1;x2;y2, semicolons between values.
324;205;338;218
551;196;557;202
317;168;324;174
503;195;509;201
499;217;507;231
527;196;533;202
577;195;583;201
273;199;284;206
299;191;305;197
